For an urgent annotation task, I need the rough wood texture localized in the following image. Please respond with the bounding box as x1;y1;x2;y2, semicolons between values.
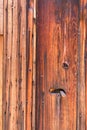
0;0;3;34
2;0;87;130
77;0;87;130
36;0;79;130
26;0;36;130
0;36;3;130
26;1;34;130
32;0;36;129
3;0;27;130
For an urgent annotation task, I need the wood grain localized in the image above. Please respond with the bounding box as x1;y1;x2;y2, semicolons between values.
36;0;79;130
3;0;27;130
0;0;3;34
83;0;87;130
0;36;3;130
26;0;33;130
32;0;36;130
86;20;87;130
77;0;87;130
2;0;87;130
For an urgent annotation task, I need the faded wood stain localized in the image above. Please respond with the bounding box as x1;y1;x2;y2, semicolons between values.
3;0;27;130
2;0;87;130
36;0;79;130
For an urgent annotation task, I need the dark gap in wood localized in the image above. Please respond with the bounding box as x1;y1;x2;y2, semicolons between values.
49;88;66;97
62;61;69;69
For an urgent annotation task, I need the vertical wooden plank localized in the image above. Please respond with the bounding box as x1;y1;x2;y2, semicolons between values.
77;0;86;130
86;2;87;128
26;1;36;130
0;36;3;130
36;0;79;130
3;0;7;129
86;18;87;130
16;0;27;129
26;0;33;130
19;0;27;129
3;0;13;129
32;0;36;129
82;0;87;130
9;0;18;129
0;0;3;34
3;0;27;130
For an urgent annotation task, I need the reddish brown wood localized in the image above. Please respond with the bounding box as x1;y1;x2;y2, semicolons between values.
77;1;87;130
2;0;87;130
32;0;36;129
86;22;87;129
26;1;34;130
36;0;79;130
0;36;3;130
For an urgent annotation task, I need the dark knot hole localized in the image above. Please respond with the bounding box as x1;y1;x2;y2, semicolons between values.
49;88;66;97
62;61;69;69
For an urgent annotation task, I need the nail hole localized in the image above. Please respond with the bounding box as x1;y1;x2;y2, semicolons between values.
49;88;66;97
62;61;69;69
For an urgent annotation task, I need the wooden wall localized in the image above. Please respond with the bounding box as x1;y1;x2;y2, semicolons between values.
2;0;87;130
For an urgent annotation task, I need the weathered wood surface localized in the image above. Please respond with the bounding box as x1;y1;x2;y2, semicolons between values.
0;36;3;130
26;0;36;130
77;0;87;130
2;0;87;130
26;0;33;130
0;0;3;34
32;0;36;129
36;0;79;130
3;0;27;130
